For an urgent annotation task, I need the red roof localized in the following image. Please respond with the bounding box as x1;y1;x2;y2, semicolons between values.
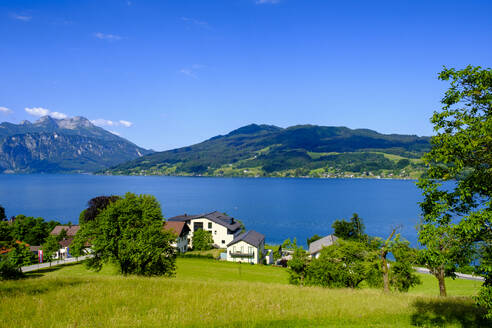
163;221;189;237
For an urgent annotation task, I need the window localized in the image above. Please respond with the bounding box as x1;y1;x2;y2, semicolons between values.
222;240;225;244
208;222;212;229
193;222;203;231
214;230;217;235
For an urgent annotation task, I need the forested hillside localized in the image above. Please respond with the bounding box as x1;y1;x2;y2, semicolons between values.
104;124;430;179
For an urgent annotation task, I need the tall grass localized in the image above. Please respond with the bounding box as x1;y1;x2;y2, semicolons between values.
0;259;488;327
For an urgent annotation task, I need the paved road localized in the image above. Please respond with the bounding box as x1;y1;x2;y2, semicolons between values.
414;267;484;282
21;255;90;273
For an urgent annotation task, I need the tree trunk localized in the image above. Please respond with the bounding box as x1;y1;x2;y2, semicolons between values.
381;228;397;292
381;251;390;292
436;266;447;297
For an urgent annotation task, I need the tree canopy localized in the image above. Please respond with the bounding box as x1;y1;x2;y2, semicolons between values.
332;213;366;241
417;66;491;311
192;229;214;251
78;192;176;276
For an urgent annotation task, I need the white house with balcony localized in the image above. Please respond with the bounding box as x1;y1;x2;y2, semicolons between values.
168;211;243;249
226;230;266;264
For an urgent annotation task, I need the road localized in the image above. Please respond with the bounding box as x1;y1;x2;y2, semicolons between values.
414;267;484;282
21;255;90;273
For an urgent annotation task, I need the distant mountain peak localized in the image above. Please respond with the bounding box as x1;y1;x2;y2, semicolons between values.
227;123;282;136
33;115;94;130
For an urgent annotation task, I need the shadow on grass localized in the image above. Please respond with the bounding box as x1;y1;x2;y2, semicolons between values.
411;297;491;327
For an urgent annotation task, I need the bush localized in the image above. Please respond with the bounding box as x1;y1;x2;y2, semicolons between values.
0;258;23;280
193;229;214;251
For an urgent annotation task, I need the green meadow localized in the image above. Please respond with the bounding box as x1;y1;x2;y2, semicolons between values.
0;258;488;327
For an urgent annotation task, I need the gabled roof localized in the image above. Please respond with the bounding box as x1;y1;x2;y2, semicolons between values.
59;238;74;248
227;230;265;248
163;221;190;237
308;235;339;255
168;211;242;232
50;225;80;236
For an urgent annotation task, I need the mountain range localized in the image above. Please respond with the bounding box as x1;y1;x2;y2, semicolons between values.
0;116;151;173
103;124;430;179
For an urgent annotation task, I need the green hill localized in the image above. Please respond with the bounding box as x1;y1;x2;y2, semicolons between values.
103;124;430;178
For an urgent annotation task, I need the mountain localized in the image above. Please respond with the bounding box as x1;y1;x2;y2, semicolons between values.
0;116;152;173
103;124;430;179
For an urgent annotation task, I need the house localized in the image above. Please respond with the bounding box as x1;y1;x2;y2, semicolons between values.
163;221;191;253
168;211;243;249
50;225;80;260
308;234;338;259
50;225;80;237
226;230;265;264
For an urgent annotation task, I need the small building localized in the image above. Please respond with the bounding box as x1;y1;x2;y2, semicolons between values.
168;211;242;249
163;221;191;253
308;235;338;259
226;230;265;264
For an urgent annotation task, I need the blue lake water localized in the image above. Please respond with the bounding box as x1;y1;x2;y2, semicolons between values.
0;174;423;246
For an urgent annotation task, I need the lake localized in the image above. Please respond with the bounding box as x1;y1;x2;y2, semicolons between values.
0;174;423;246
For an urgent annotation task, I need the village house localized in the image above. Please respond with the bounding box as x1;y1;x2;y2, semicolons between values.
50;225;80;237
168;211;243;249
226;230;268;264
308;234;338;259
163;221;191;253
50;225;80;260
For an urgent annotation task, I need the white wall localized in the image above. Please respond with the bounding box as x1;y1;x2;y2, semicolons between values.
188;217;236;249
226;240;264;264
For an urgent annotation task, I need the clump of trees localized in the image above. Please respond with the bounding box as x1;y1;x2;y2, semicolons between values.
416;66;492;316
74;193;177;276
288;214;420;292
0;204;55;279
0;211;59;246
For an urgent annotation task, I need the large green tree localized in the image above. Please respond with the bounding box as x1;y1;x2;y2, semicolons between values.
79;192;176;276
417;66;491;310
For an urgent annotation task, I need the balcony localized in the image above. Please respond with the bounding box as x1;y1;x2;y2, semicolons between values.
229;251;255;258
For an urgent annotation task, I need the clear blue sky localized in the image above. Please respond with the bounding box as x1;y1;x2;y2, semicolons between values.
1;0;491;151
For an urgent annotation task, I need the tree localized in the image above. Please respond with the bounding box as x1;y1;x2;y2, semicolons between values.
332;213;366;241
390;237;421;292
287;246;309;285
416;66;491;307
193;229;214;251
42;235;60;267
380;228;397;292
79;192;176;276
8;241;34;268
0;221;12;243
9;215;59;245
0;205;5;221
304;239;380;288
80;195;120;223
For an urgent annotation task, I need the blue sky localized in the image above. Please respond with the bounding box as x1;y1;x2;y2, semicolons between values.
1;0;491;151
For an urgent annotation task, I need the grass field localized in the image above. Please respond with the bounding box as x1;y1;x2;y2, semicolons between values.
0;258;489;327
